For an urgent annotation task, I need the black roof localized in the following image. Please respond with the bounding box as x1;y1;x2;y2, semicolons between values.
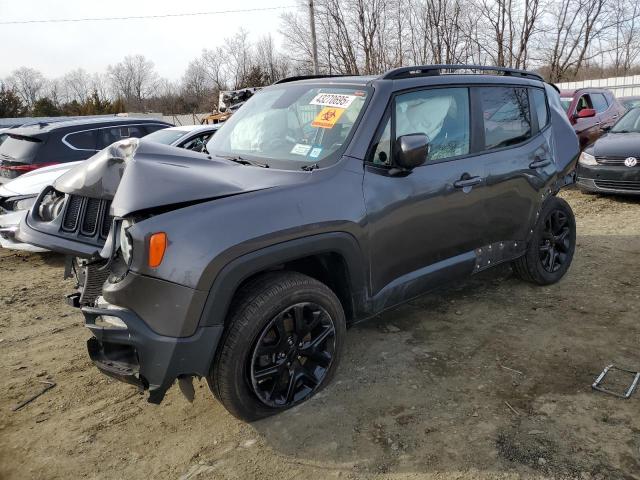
7;117;172;137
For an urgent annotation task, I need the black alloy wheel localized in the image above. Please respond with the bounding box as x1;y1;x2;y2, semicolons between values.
511;195;576;286
249;302;336;408
539;209;571;273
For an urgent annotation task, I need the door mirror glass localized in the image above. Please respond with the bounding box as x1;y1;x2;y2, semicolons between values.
576;108;596;119
394;134;429;169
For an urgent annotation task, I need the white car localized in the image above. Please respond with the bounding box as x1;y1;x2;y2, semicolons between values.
0;124;221;252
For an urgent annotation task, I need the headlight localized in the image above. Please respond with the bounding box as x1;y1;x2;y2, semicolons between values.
37;190;66;221
12;196;38;211
579;151;597;166
1;195;37;212
119;219;134;265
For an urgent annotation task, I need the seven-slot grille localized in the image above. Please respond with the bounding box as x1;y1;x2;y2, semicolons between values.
61;194;112;239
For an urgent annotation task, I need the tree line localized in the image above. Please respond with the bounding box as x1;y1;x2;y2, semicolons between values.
1;0;639;118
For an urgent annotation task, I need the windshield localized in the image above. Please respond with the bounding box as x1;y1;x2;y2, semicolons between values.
560;98;573;112
0;134;42;163
206;85;370;168
611;107;640;133
143;129;187;145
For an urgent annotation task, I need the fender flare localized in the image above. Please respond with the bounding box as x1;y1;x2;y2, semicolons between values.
197;232;368;327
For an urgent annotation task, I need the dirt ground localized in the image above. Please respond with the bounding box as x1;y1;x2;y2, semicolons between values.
0;188;639;480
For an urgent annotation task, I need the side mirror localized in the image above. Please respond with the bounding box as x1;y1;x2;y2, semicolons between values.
394;134;429;170
576;108;596;119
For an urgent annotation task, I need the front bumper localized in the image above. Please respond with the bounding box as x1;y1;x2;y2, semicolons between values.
83;304;223;403
577;164;640;195
0;210;48;252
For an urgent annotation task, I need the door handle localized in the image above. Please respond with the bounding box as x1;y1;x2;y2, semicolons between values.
529;158;551;169
454;176;482;188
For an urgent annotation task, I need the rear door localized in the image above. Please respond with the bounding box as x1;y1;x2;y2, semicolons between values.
590;92;617;132
476;85;554;245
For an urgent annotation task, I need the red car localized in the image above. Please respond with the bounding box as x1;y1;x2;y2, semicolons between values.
560;88;626;149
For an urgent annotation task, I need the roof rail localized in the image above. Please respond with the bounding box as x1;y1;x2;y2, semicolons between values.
382;64;544;82
273;74;351;84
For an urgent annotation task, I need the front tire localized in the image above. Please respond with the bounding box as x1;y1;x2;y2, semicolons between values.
209;271;346;421
512;196;576;285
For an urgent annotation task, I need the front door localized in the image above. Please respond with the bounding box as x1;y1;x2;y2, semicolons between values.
363;87;489;299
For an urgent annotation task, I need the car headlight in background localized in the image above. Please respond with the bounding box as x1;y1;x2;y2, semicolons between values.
0;195;38;213
119;218;134;265
579;151;597;166
37;190;66;221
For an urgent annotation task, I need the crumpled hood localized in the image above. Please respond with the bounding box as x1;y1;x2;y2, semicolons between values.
53;139;309;218
591;132;640;158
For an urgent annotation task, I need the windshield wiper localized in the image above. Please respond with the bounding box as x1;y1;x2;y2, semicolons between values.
221;155;269;168
301;163;320;171
611;129;631;133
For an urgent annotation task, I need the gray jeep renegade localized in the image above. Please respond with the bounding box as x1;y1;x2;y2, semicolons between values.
18;65;580;421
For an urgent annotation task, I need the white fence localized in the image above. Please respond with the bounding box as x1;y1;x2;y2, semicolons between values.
556;75;640;97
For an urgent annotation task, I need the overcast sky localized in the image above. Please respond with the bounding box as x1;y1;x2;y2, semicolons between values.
0;0;293;80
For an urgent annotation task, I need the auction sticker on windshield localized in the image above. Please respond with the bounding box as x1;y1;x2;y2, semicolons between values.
310;93;357;109
291;144;312;156
312;107;345;129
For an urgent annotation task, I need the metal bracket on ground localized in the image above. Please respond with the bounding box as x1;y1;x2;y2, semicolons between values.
592;365;640;399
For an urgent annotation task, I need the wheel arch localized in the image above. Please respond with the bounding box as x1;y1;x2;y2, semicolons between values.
198;232;369;328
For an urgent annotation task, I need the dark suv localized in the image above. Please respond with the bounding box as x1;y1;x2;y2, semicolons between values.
18;65;580;421
0;117;172;183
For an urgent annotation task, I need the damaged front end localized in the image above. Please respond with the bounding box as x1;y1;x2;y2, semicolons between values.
16;138;233;403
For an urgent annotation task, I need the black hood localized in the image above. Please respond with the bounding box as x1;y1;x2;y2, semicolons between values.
53;139;310;217
588;132;640;158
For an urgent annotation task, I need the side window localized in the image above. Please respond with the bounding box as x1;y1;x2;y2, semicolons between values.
591;93;608;113
480;87;531;150
182;133;213;152
125;126;146;138
395;87;470;161
576;94;593;112
144;124;166;135
65;130;97;150
531;89;549;130
96;127;120;149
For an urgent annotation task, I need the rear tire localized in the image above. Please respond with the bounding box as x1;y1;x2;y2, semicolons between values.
209;271;345;421
512;196;576;285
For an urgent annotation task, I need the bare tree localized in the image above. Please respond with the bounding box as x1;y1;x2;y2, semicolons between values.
182;58;216;111
224;29;253;88
255;34;291;83
607;0;640;75
544;0;612;82
107;55;159;110
60;68;92;103
6;67;46;111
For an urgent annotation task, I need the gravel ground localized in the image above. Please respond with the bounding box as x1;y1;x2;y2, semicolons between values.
0;188;639;480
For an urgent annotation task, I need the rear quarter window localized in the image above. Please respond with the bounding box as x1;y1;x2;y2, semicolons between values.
65;130;97;150
531;89;549;130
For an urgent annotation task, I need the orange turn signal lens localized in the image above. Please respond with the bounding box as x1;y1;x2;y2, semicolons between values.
148;232;167;268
